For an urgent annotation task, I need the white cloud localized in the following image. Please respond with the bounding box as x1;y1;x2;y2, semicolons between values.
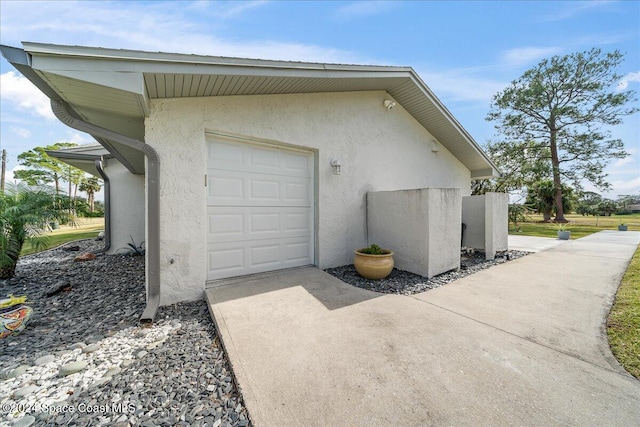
0;72;55;120
617;71;640;91
611;176;640;193
11;127;31;138
501;47;563;68
417;68;507;103
66;132;94;145
613;156;634;167
0;1;367;64
4;165;25;187
335;1;395;19
539;1;615;22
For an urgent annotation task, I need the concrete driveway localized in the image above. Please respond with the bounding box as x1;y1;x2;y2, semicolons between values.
206;231;640;426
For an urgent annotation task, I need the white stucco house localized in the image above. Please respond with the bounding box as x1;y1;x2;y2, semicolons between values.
1;42;500;321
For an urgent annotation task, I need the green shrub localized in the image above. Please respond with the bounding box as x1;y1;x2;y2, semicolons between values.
360;244;384;255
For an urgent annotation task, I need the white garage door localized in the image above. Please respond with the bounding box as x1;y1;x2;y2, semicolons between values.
206;137;315;281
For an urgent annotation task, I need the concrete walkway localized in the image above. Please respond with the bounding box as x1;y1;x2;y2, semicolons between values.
206;231;640;426
508;234;570;252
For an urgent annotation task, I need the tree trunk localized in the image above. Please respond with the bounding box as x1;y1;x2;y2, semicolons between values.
89;192;94;213
0;262;17;279
73;183;78;216
549;122;567;222
0;239;22;279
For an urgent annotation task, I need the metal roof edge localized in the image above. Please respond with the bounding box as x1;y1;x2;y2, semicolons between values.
21;42;413;72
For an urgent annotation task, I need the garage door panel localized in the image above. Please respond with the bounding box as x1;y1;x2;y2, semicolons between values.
251;213;280;233
208;248;244;276
208;169;311;207
284;212;310;231
285;241;312;262
209;213;244;236
209;176;244;200
208;207;311;242
250;179;280;201
207;137;314;281
209;140;311;177
207;236;312;280
251;244;281;266
207;140;244;166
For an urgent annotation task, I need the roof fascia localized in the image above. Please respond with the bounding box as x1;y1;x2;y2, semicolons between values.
0;45;60;99
45;150;112;161
22;42;412;73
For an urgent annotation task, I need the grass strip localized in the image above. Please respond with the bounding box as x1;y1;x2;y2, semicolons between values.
607;245;640;379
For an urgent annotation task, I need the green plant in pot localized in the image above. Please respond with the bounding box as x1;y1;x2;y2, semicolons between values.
554;223;571;240
618;223;628;231
354;244;394;279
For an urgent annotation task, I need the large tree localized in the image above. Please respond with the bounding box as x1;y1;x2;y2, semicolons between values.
14;143;77;196
487;48;638;222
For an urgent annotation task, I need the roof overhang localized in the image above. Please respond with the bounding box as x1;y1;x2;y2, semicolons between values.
46;144;113;176
1;42;500;179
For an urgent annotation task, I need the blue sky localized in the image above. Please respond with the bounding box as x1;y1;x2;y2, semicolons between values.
1;0;639;199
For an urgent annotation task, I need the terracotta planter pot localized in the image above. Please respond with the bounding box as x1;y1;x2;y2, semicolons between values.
354;249;394;279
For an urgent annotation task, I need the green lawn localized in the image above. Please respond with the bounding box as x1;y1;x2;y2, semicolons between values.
607;245;640;379
510;213;640;239
20;217;105;256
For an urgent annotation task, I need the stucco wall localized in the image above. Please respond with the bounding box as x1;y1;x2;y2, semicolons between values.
486;192;509;258
368;188;461;278
105;160;145;256
145;90;471;305
462;192;508;259
462;196;486;250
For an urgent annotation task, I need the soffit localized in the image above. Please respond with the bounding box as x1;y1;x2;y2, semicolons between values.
11;43;499;178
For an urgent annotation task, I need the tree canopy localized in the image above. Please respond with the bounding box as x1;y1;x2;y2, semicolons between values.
14;143;77;195
487;48;638;222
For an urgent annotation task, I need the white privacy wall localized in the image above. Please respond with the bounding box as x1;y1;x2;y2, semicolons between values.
105;160;145;256
145;90;471;305
368;188;462;278
462;192;509;259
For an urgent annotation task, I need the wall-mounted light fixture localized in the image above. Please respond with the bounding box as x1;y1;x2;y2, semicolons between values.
330;159;342;175
431;139;440;153
383;99;396;110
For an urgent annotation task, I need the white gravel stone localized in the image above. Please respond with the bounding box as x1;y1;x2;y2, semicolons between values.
13;384;38;398
33;354;56;366
59;360;88;376
0;239;250;427
82;343;100;353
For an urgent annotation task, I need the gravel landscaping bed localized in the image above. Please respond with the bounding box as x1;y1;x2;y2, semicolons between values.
0;240;250;427
325;250;532;294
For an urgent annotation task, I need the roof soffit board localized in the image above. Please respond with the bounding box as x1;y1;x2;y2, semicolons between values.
29;56;146;94
45;150;104;176
35;69;149;117
18;42;499;177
